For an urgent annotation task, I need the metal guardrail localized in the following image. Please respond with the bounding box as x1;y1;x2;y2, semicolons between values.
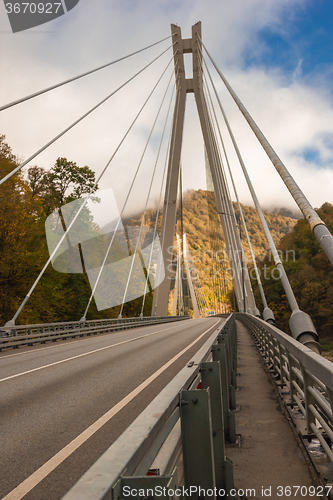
0;316;190;350
62;315;237;500
236;312;333;489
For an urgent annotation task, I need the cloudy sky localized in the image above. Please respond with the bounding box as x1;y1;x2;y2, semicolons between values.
1;0;333;216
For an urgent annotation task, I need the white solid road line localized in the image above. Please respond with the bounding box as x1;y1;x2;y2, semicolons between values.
2;320;220;500
0;322;187;383
0;318;198;359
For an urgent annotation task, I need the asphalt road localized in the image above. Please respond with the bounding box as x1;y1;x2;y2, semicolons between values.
0;317;223;500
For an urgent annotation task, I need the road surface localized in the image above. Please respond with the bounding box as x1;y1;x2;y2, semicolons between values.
0;317;223;500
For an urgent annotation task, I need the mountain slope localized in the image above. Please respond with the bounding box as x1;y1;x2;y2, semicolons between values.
179;189;297;264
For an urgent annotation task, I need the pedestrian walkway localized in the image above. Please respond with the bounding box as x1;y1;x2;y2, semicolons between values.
226;321;317;500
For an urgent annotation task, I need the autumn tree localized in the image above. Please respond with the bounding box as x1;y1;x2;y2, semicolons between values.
252;203;333;342
0;139;103;324
0;136;47;323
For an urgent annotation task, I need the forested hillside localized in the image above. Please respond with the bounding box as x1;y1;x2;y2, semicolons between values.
160;189;297;315
3;133;329;335
180;189;297;260
180;190;333;343
125;189;298;316
252;203;333;342
0;135;153;325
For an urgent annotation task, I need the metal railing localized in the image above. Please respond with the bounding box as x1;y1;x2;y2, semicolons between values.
62;315;237;500
0;316;189;350
236;313;333;478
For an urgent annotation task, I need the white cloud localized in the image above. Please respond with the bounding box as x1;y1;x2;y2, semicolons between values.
1;0;333;218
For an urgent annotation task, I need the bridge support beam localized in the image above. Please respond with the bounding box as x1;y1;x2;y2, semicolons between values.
171;238;180;316
191;22;254;313
153;23;256;316
183;234;200;318
152;25;187;317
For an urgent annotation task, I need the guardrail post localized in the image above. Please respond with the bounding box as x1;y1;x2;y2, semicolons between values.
201;361;234;495
212;345;236;443
113;474;178;500
217;334;231;384
224;315;238;388
217;335;236;411
273;338;284;385
180;389;216;498
230;318;238;389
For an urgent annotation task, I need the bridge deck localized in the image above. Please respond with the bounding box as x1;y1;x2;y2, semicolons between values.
226;321;316;499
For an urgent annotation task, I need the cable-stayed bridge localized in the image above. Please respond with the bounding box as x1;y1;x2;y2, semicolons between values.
1;22;333;500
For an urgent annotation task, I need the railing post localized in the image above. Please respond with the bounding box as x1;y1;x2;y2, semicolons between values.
271;337;280;379
212;344;236;443
217;335;236;411
299;365;316;436
263;327;270;361
279;345;288;387
286;352;298;405
201;361;234;494
180;389;216;498
230;317;238;389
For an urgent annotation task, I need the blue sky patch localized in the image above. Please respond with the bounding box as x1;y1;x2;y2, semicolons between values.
300;147;323;165
293;139;333;169
244;0;333;79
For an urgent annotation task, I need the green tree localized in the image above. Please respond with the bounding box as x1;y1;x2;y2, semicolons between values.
27;165;48;198
27;157;98;215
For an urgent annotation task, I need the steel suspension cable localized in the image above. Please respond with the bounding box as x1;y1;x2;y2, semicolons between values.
0;44;173;186
201;58;254;313
197;287;208;316
186;244;209;316
201;39;333;267
148;106;176;315
118;73;175;317
201;54;256;311
198;59;246;311
197;63;237;307
177;235;185;315
201;113;227;311
202;60;262;315
0;36;172;112
6;58;173;326
183;234;200;318
201;53;298;310
81;62;174;320
200;56;321;351
151;62;182;315
204;58;269;314
194;288;204;316
199;60;243;295
140;84;176;316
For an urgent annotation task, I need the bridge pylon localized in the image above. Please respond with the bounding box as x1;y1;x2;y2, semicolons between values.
152;22;254;316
